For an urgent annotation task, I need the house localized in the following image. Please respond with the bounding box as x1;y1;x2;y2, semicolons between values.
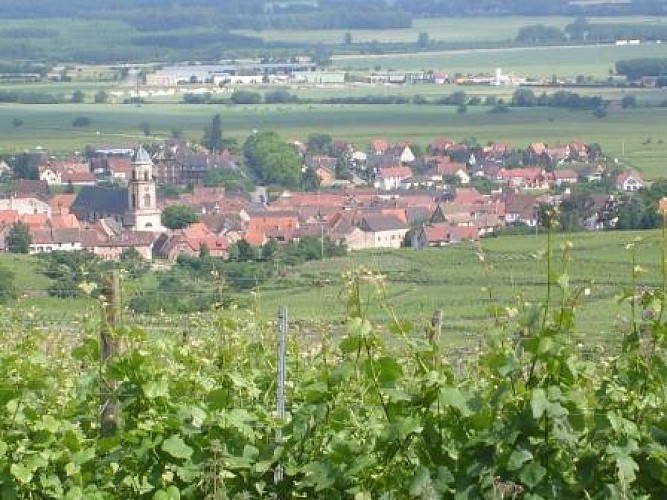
435;160;470;185
359;213;408;249
153;223;229;260
497;168;551;190
245;211;300;245
39;161;94;186
29;228;84;254
49;194;77;215
411;223;479;248
315;166;336;187
369;139;390;156
527;142;548;162
552;169;579;186
568;141;589;160
389;144;416;164
616;172;644;192
503;194;542;227
428;138;456;156
375;166;413;190
0;196;51;216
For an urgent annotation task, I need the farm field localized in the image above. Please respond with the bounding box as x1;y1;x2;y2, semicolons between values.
332;42;667;77
3;230;664;349
1;103;666;177
251;230;665;348
235;16;667;45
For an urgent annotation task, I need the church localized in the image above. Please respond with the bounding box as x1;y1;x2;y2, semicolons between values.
72;146;162;232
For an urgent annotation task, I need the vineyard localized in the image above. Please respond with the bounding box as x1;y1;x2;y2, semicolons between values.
1;231;667;498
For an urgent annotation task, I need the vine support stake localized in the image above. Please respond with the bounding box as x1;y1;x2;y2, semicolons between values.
430;309;443;344
274;305;287;487
100;269;121;437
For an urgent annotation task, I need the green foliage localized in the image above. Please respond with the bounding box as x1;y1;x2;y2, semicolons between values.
94;89;109;103
71;116;91;127
6;221;31;253
1;233;667;497
243;131;302;188
40;250;109;298
203;167;253;192
161;204;200;230
201;114;223;152
616;58;667;79
70;90;85;103
0;264;16;303
230;90;262;105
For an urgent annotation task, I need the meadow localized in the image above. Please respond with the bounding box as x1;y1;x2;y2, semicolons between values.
332;42;667;77
1;102;666;176
235;15;667;45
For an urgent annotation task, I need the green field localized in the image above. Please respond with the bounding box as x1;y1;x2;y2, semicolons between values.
332;43;667;77
236;16;667;45
2;103;666;176
250;230;665;349
2;230;665;349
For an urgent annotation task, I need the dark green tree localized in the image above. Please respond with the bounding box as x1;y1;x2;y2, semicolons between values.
307;133;333;155
139;121;151;137
70;90;85;103
243;131;302;188
161;204;200;229
417;31;430;48
94;90;109;103
6;222;31;253
202;114;223;152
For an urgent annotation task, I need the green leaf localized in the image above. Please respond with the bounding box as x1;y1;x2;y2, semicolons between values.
10;463;32;484
439;387;471;416
302;461;336;492
507;449;533;471
530;388;548;420
616;455;638;484
143;379;169;400
154;486;181;500
409;466;432;496
366;357;403;385
162;436;193;460
38;415;60;434
557;273;569;291
0;440;7;457
519;462;546;488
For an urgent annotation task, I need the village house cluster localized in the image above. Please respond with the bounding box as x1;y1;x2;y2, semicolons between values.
0;133;647;261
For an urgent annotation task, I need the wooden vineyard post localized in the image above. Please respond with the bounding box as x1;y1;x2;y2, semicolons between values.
100;270;121;436
430;309;443;345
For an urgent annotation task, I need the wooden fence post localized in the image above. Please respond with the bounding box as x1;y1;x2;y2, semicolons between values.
100;269;121;436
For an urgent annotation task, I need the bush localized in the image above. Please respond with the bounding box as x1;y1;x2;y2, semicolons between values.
72;116;91;127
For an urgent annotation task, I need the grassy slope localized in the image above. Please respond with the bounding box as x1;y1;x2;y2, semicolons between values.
1;103;665;177
251;230;665;347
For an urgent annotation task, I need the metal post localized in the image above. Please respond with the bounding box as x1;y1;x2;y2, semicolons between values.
100;270;121;436
274;306;287;485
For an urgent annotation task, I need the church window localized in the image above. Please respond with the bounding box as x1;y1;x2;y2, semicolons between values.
143;193;151;207
144;171;149;181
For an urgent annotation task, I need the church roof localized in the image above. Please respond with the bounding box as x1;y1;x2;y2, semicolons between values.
131;146;153;166
72;186;128;215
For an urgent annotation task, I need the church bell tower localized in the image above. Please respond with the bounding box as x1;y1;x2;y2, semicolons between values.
127;146;162;231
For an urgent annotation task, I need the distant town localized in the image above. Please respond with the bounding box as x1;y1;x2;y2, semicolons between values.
0;130;655;263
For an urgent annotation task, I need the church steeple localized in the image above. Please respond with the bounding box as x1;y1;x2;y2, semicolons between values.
127;146;161;231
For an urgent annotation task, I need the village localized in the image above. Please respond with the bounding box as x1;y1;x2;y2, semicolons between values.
0;132;649;263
